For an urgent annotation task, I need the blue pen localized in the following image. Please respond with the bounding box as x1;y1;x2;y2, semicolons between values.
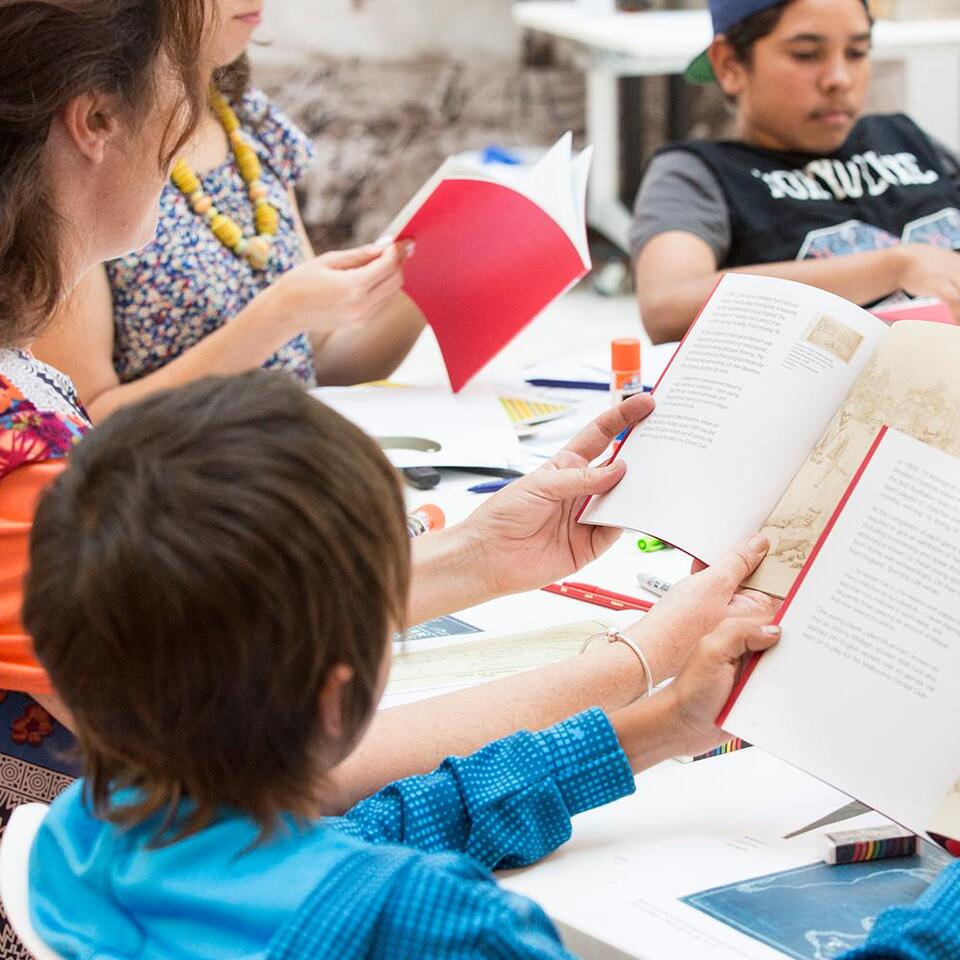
468;477;516;494
525;378;653;393
525;378;609;392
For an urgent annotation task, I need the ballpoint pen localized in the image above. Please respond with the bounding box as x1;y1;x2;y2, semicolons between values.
468;478;515;494
525;378;653;393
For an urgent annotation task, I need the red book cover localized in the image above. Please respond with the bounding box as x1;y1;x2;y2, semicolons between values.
384;135;591;392
872;298;955;326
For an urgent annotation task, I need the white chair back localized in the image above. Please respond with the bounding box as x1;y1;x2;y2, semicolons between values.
0;803;63;960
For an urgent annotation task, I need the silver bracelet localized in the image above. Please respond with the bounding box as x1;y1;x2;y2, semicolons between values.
581;627;654;699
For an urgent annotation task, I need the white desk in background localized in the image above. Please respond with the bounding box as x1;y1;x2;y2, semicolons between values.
511;4;960;251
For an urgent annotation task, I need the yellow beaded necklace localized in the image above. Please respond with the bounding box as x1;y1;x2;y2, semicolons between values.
171;89;280;270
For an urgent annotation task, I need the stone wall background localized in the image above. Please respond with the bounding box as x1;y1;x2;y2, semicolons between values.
254;48;585;250
250;0;954;250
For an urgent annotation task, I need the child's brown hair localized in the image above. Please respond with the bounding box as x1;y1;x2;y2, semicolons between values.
24;371;410;841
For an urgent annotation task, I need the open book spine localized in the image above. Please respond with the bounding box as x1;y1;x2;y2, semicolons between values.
716;424;890;730
397;180;589;392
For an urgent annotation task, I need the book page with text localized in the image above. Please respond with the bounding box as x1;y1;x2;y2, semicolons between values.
751;321;960;596
581;274;886;563
724;429;960;842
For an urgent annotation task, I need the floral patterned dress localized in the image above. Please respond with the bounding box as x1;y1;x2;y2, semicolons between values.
0;349;88;959
106;88;318;387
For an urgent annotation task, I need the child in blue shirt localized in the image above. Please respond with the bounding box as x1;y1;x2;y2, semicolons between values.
23;371;951;960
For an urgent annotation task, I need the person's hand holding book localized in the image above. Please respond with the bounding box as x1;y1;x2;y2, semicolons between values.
893;244;960;321
609;618;781;769
619;536;779;683
463;393;655;597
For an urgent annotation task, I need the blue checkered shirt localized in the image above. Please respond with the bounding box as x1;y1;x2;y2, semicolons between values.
267;707;635;959
838;858;960;959
30;707;635;959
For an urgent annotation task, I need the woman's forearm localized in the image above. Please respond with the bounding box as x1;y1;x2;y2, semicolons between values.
729;247;906;307
326;604;694;811
328;638;649;810
311;292;426;386
85;287;301;421
407;524;496;626
639;243;906;344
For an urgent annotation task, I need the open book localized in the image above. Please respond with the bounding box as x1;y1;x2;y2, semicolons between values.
580;273;960;597
718;427;960;851
380;134;592;391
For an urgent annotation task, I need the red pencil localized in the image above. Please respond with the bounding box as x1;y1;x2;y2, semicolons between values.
542;583;653;612
563;581;655;610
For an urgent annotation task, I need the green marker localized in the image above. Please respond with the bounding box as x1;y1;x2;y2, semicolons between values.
636;535;666;553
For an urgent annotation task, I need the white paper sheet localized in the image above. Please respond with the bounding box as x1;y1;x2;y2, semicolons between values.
311;383;521;469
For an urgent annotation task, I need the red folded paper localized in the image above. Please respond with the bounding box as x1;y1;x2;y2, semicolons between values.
383;134;592;391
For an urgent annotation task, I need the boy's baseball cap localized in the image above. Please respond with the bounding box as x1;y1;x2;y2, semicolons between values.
685;0;788;84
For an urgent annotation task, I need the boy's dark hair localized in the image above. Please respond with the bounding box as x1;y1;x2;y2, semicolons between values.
726;0;872;67
24;371;410;841
725;2;790;64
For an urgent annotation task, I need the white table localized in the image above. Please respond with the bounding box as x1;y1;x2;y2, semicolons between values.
512;4;960;251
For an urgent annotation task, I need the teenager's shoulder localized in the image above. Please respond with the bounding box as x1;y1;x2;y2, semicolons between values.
631;148;731;261
853;111;930;134
849;111;938;144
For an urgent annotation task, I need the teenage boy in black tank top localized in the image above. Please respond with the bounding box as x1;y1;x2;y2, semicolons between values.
631;0;960;343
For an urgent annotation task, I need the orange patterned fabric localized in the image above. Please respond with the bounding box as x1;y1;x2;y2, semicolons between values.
0;352;88;957
0;352;89;694
0;461;66;695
